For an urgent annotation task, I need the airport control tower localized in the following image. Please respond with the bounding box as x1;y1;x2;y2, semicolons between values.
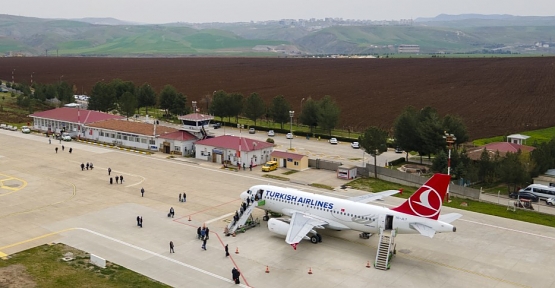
177;101;215;140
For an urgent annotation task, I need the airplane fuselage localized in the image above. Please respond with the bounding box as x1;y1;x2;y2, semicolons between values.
244;185;455;236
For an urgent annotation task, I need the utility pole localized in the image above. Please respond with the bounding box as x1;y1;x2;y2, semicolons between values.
443;131;457;202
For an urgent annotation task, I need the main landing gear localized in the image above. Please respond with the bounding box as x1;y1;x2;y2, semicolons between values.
359;232;372;239
310;233;322;244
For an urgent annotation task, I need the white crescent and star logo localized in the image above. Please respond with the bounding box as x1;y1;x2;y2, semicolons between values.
408;186;441;218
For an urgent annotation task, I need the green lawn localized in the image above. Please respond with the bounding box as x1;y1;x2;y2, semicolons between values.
473;126;555;146
0;244;168;288
346;177;555;228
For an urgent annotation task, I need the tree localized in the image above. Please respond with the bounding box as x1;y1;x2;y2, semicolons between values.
317;95;341;136
228;93;244;123
209;90;230;121
300;98;319;133
393;106;420;161
159;85;178;116
118;91;138;119
498;151;529;193
170;92;188;115
270;95;291;129
417;107;444;162
110;79;135;101
244;93;266;125
431;150;448;173
359;126;388;178
88;81;116;112
137;83;157;115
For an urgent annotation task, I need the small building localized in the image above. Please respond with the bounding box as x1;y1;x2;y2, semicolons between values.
337;165;357;179
85;119;178;151
158;130;198;156
507;134;530;145
270;150;308;171
29;107;124;136
194;135;274;167
398;44;420;53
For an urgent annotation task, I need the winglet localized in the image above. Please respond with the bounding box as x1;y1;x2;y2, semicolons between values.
291;243;298;250
391;173;450;220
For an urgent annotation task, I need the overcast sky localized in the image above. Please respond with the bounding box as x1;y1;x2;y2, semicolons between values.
2;0;554;23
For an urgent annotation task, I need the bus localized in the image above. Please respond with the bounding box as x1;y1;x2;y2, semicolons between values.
519;184;555;199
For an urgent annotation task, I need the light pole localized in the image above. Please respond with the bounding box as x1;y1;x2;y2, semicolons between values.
11;69;15;85
299;98;305;127
289;110;294;149
443;131;457;202
237;123;244;166
30;72;34;85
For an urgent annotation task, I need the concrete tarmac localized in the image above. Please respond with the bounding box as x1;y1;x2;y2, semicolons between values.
1;130;554;287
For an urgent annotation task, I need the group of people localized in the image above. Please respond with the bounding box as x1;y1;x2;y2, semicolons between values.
109;174;124;185
136;216;143;228
54;146;72;154
80;162;93;171
197;226;210;250
178;193;187;202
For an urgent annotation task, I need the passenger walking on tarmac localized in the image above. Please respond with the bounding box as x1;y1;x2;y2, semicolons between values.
90;163;93;170
108;168;111;176
55;147;58;153
62;145;65;151
179;193;182;202
243;163;246;170
139;217;143;228
205;227;210;239
86;162;89;170
141;187;145;197
225;244;230;257
69;148;72;154
136;216;140;226
49;138;51;144
169;207;175;218
183;192;186;202
200;228;206;240
119;175;123;183
115;176;119;184
81;163;85;171
249;164;252;171
232;267;240;284
197;227;201;239
169;241;175;253
201;237;207;250
110;177;113;184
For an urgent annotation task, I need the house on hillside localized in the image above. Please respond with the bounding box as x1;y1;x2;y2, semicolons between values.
467;136;535;161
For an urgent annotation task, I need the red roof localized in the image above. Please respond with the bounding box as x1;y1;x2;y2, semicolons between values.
483;142;535;153
271;150;306;160
195;135;273;152
30;107;124;124
159;130;198;141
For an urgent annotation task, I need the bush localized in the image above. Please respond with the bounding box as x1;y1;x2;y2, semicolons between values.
266;138;275;144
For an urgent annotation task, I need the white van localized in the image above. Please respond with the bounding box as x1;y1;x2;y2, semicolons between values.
519;184;555;199
61;132;72;141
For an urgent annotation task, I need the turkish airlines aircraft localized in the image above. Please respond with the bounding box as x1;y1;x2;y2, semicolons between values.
240;173;461;249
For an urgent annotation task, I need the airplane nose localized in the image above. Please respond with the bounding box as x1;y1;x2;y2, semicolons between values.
453;226;457;232
240;191;248;201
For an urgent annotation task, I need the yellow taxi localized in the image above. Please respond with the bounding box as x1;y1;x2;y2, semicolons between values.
261;161;278;172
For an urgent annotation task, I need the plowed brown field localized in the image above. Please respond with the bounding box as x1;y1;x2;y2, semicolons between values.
1;57;555;139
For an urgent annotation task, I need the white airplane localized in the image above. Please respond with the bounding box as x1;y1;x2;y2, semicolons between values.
240;173;461;250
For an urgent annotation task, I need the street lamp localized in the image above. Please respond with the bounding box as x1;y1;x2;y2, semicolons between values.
443;131;457;201
299;98;305;127
289;110;294;149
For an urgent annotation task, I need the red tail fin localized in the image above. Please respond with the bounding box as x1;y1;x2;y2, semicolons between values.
391;173;451;220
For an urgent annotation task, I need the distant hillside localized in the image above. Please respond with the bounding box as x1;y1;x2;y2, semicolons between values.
71;17;143;26
1;14;555;56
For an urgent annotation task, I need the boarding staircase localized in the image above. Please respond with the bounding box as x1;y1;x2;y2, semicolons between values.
374;229;396;270
200;126;208;139
227;202;257;235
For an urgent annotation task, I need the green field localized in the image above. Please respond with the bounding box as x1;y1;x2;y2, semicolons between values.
0;244;168;288
473;126;555;146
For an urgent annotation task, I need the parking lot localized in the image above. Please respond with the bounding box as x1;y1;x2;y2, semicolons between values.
1;130;555;287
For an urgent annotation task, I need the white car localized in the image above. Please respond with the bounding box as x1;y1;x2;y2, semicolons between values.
329;138;338;145
268;130;275;137
546;198;555;206
286;133;293;139
61;132;72;141
21;126;31;134
351;141;360;149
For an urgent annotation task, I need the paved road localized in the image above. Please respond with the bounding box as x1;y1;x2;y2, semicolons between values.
1;129;555;287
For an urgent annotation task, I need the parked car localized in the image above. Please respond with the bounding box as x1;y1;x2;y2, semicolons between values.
249;128;256;134
0;123;7;129
213;123;221;129
61;132;72;141
21;126;31;134
395;147;403;153
351;142;360;149
286;133;293;139
329;138;338;145
261;161;278;172
546;198;555;206
509;191;539;202
267;130;275;137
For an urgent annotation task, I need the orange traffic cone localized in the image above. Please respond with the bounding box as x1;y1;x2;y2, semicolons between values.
188;215;191;221
265;266;270;273
308;267;313;275
366;261;371;268
235;247;239;254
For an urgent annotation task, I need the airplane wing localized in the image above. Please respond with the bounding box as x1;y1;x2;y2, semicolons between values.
439;213;462;223
409;223;436;238
347;190;401;203
285;212;328;245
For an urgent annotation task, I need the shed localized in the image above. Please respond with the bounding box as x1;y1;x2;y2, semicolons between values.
270;150;308;171
337;165;357;180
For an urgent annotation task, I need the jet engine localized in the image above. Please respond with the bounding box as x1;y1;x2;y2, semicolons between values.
268;218;291;237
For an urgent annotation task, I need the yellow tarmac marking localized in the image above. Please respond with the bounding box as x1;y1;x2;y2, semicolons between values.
0;173;28;197
0;182;76;220
0;228;76;257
